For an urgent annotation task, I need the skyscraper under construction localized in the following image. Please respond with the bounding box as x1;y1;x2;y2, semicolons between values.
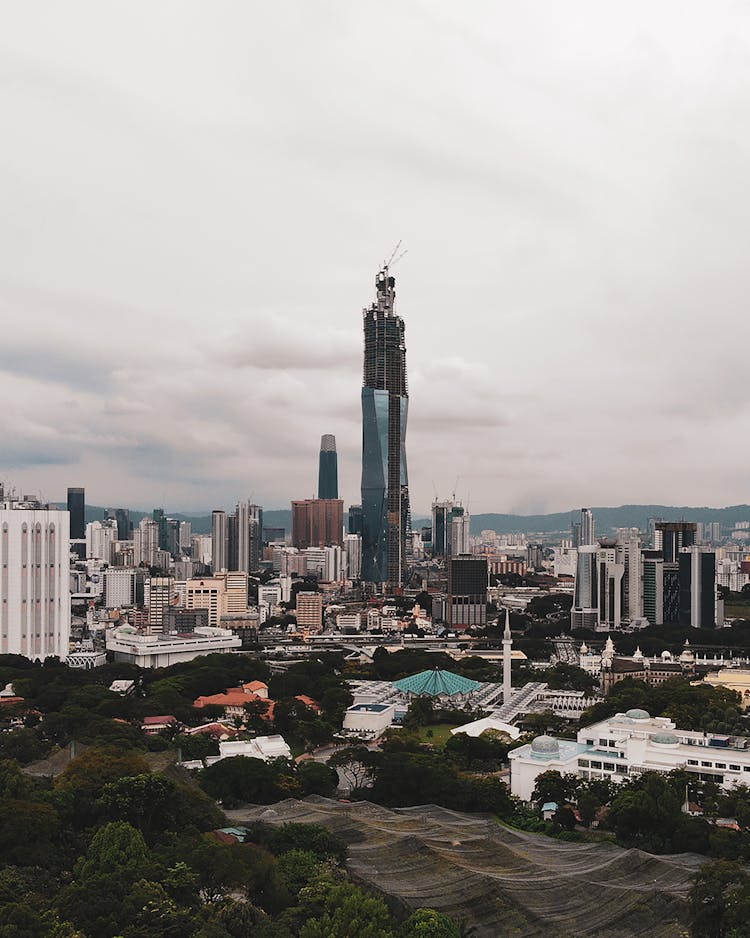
361;265;411;584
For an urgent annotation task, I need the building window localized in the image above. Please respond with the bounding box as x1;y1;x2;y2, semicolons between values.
585;739;594;746
590;760;602;769
599;738;608;747
687;759;698;766
701;761;712;767
603;763;614;772
729;765;741;772
715;763;726;769
616;765;627;774
578;759;590;768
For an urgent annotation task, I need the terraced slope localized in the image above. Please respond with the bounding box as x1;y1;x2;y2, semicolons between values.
235;798;704;937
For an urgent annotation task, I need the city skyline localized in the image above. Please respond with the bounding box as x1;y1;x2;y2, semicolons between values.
4;3;750;513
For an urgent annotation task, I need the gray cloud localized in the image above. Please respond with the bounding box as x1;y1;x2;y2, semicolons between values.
1;1;749;514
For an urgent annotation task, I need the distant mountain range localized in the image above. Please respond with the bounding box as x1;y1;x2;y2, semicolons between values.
72;504;750;537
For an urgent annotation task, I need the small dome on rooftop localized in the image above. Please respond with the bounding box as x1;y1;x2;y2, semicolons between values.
651;732;679;745
625;708;650;720
531;735;560;756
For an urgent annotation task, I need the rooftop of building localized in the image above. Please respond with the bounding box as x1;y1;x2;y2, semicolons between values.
393;668;483;697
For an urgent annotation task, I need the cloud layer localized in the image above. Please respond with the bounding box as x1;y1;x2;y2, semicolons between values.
2;1;750;513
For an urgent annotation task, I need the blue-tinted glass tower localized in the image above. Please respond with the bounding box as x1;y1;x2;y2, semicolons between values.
361;266;410;584
318;434;339;499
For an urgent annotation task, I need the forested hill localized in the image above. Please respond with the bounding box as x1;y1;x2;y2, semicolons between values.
70;503;750;536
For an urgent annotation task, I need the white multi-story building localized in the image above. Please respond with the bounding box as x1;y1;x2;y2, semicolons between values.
0;493;70;660
509;709;750;800
259;584;282;610
104;567;142;608
146;576;175;632
192;535;213;567
86;519;118;563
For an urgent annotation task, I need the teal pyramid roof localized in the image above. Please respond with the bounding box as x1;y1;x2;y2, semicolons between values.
393;668;482;697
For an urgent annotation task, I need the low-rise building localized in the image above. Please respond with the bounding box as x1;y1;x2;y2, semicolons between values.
342;702;396;737
180;735;291;770
703;669;750;709
106;625;241;667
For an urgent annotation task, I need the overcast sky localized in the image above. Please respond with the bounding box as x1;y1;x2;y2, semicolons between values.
2;1;749;515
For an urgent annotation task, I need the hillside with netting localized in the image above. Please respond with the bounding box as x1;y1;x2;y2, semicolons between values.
236;798;705;937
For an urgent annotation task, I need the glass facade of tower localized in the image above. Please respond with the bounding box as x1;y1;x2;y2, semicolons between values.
361;268;410;584
318;435;339;500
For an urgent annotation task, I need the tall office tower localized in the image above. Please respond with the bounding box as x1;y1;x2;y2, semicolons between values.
152;508;167;550
227;514;238;570
0;492;71;659
211;510;228;572
580;508;595;546
679;546;716;628
165;519;180;558
291;499;344;548
248;504;263;572
596;541;625;630
663;563;680;623
447;555;488;628
236;502;250;572
431;500;452;556
345;533;362;579
348;505;363;535
571;545;599;629
642;550;664;626
235;501;263;573
114;508;131;540
361;265;411;584
654;521;697;562
86;519;118;563
571;521;582;549
67;487;85;559
318;434;339;500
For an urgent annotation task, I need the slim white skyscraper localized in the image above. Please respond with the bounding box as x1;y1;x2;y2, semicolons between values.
0;493;70;660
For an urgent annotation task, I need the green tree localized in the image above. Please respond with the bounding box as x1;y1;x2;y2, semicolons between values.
297;873;395;938
0;799;60;866
297;761;338;797
689;860;750;938
200;756;286;807
530;771;579;808
399;909;461;937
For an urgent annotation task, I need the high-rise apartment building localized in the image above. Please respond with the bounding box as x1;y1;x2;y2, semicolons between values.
0;492;70;659
86;519;118;563
291;499;343;549
447;556;487;628
361;265;410;584
134;518;160;567
296;591;323;631
186;577;226;628
318;434;338;500
235;502;263;573
104;567;145;608
147;576;175;633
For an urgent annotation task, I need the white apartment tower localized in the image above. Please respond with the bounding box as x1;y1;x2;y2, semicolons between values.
0;492;70;660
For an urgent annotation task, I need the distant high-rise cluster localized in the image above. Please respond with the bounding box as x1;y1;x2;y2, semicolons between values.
210;501;263;574
571;512;720;630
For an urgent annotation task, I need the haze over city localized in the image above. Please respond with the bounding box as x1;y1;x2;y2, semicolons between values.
3;1;750;513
